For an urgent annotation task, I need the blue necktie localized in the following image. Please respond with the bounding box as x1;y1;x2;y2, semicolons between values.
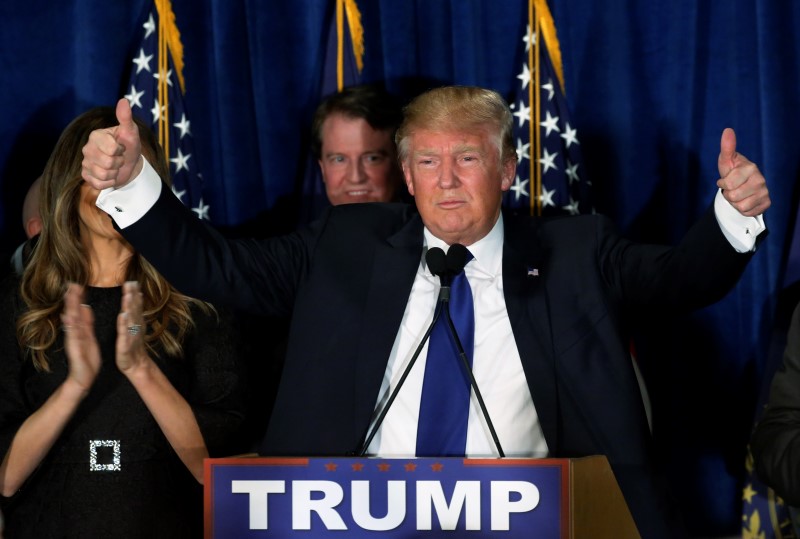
416;253;474;457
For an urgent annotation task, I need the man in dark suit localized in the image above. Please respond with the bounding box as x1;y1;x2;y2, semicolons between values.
81;86;770;538
751;300;800;508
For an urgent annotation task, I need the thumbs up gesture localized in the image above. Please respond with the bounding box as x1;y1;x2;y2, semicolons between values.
717;128;770;217
81;98;143;190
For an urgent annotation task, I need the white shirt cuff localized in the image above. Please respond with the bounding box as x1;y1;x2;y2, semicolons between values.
95;157;162;229
713;189;765;253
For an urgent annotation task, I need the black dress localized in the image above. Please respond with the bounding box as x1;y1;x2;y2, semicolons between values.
0;277;245;538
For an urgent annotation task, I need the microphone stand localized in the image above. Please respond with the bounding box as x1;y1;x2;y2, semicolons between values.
356;290;448;456
441;299;505;458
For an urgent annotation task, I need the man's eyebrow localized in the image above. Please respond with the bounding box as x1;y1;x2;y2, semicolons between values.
411;148;439;158
451;143;483;154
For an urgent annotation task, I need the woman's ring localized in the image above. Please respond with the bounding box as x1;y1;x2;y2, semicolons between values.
127;324;142;336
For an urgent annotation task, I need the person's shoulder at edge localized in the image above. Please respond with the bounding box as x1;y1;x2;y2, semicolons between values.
0;272;24;352
0;272;22;306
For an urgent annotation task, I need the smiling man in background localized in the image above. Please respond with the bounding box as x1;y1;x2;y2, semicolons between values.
311;83;406;206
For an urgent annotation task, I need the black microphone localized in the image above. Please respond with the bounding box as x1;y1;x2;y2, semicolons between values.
355;247;449;456
440;244;505;457
426;246;448;284
445;242;470;274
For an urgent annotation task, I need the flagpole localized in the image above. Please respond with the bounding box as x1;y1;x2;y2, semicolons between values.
336;0;344;91
530;0;541;216
336;0;364;93
157;0;168;158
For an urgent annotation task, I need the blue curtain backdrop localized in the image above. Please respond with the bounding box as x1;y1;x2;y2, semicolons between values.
1;1;798;535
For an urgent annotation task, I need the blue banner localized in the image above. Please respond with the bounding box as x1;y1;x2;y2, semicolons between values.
206;457;568;538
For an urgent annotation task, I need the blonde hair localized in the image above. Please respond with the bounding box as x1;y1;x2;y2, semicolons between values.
395;86;515;166
17;106;212;370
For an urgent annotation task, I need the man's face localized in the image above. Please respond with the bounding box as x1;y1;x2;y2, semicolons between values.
402;128;515;246
318;113;399;205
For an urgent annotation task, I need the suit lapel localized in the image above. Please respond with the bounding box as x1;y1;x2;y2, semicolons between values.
502;215;560;454
353;214;424;443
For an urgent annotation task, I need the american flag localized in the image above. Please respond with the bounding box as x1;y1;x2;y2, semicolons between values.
298;0;364;224
504;0;593;217
124;3;208;220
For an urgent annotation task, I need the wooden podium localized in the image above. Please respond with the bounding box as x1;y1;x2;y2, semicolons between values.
204;455;640;538
565;456;640;538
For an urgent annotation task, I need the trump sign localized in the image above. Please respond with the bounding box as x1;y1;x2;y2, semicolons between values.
204;457;571;538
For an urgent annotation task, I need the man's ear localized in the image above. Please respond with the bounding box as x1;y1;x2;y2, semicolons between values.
402;164;415;196
500;158;517;192
25;217;42;239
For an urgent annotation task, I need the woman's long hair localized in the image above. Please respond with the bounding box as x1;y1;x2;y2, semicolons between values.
17;106;212;370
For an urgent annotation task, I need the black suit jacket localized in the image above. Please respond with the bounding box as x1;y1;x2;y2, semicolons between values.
124;187;755;538
751;301;800;506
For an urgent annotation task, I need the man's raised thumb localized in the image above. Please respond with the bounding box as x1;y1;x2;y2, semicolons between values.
115;97;136;137
718;127;738;178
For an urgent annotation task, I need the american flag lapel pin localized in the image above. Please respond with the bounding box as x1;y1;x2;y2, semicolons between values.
527;267;539;277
